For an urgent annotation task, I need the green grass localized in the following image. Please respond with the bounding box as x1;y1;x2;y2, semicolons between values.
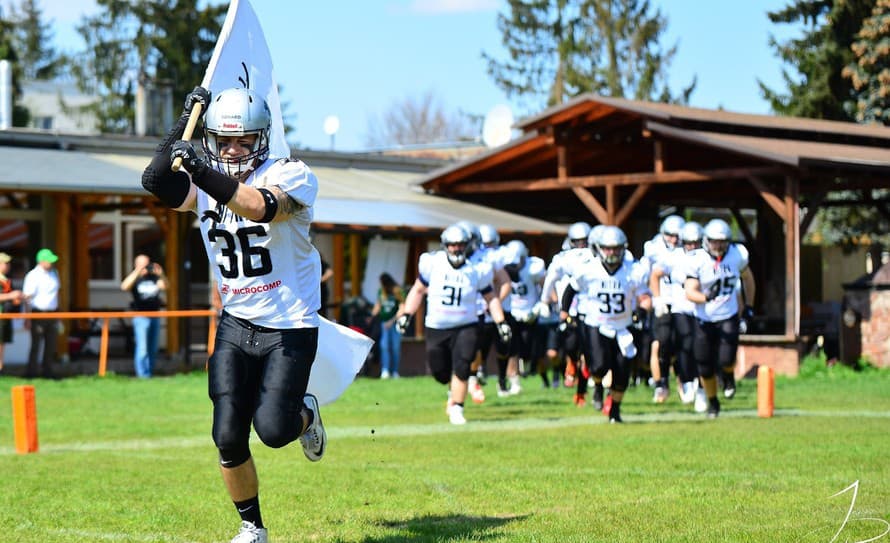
0;357;888;542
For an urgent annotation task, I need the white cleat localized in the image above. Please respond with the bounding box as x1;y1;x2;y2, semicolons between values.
694;388;708;413
230;520;267;543
447;403;467;425
300;394;326;462
680;381;697;404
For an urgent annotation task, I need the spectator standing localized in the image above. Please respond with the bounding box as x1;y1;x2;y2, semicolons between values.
22;248;60;379
371;272;404;379
121;254;167;378
0;252;24;371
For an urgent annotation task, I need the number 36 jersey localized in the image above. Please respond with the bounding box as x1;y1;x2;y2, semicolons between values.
197;158;321;329
683;244;749;323
419;251;494;330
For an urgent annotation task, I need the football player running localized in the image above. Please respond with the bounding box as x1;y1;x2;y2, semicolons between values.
503;240;549;388
537;222;595;406
561;226;651;423
142;87;326;543
395;225;511;424
642;215;685;403
650;221;704;409
684;219;756;418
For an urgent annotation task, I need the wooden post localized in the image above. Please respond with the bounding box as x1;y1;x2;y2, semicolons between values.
785;176;800;338
350;233;361;297
332;233;345;320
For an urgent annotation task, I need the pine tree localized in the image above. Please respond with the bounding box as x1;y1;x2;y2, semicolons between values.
842;0;890;124
482;0;693;113
9;0;63;80
70;0;225;134
760;0;876;120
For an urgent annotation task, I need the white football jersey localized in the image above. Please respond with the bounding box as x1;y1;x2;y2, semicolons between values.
541;247;595;316
471;245;511;321
197;158;321;329
570;258;648;330
509;256;546;321
643;234;678;306
684;244;749;322
656;248;696;315
420;250;494;329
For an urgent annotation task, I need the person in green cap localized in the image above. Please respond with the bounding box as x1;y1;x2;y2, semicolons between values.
23;248;60;379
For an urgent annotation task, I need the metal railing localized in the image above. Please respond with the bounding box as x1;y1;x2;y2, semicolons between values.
0;309;217;376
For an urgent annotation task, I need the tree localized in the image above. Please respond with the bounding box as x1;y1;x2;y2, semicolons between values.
0;7;30;126
364;90;477;148
70;0;225;134
9;0;64;80
482;0;693;112
842;0;890;124
759;0;876;121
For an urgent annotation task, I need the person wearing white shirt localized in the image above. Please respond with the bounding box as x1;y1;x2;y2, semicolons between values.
22;248;61;379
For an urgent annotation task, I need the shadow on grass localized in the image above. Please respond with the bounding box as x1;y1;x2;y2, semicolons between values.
348;513;529;542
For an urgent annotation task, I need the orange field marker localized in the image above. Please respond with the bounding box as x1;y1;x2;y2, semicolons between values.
757;365;775;418
12;385;39;453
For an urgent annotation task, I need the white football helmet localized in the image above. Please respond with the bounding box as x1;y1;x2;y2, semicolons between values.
441;225;471;268
455;221;481;256
597;226;627;268
703;219;732;258
203;88;271;180
680;221;703;251
479;224;500;248
567;221;591;248
659;214;685;237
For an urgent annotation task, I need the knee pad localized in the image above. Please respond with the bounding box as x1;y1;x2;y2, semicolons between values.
698;364;716;379
453;358;471;381
218;442;251;468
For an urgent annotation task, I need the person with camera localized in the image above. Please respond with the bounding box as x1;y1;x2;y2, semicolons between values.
121;254;167;378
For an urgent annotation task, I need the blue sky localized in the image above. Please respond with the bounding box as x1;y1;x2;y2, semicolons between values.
21;0;803;152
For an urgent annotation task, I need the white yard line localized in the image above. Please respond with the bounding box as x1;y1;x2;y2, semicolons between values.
2;408;888;456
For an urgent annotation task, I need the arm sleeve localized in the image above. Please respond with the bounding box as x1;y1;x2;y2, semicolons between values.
141;116;194;208
561;283;578;314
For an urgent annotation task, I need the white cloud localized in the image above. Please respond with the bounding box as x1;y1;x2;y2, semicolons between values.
408;0;499;15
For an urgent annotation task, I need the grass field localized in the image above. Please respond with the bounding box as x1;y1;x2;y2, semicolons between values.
0;357;888;543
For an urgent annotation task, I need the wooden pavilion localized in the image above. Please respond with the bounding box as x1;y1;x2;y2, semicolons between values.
418;94;890;375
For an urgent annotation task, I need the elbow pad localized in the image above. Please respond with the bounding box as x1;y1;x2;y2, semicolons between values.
142;153;192;208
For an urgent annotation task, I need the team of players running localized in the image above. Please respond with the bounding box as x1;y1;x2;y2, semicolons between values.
394;216;755;425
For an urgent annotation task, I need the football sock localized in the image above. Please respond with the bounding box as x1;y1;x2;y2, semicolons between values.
234;496;264;528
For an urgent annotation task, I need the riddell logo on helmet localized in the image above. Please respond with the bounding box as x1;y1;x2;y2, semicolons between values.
222;122;242;129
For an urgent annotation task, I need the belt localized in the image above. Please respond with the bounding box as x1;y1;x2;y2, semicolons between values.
222;311;280;333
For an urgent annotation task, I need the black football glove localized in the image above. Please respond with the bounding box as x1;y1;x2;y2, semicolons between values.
182;86;211;118
705;281;722;302
170;141;209;177
496;321;512;344
395;314;412;335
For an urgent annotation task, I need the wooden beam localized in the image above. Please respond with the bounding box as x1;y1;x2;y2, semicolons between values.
748;176;787;222
785;176;800;337
606;184;616;225
615;183;651;226
332;233;345;319
571;187;608;224
449;166;783;194
730;207;755;244
799;192;826;237
165;211;181;355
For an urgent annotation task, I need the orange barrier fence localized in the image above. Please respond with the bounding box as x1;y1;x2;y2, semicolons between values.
0;309;217;377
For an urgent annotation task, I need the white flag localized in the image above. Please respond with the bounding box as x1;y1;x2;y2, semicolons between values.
202;0;288;159
204;0;374;405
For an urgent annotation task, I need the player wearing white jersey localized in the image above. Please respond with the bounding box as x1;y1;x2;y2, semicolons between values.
142;87;326;542
504;241;548;387
561;226;651;423
467;226;515;400
684;219;756;418
538;223;596;404
650;222;703;407
396;225;511;425
642;215;685;404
